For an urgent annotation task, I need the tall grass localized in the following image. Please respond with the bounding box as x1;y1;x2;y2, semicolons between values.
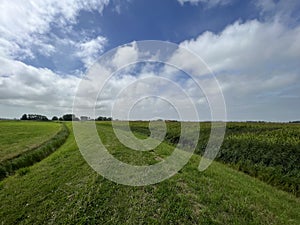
126;121;300;196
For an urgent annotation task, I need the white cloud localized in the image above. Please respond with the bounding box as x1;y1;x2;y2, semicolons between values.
180;20;300;74
73;22;300;121
75;36;107;68
0;57;80;118
0;0;110;60
174;18;300;120
0;0;111;118
1;0;299;121
112;42;139;68
255;0;300;24
187;20;298;69
99;72;205;121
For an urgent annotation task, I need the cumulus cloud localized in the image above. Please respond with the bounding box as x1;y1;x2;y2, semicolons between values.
71;41;213;121
176;18;300;120
0;0;112;118
0;57;80;118
0;0;110;60
180;20;300;74
94;66;209;121
1;0;299;121
112;42;139;69
75;36;107;68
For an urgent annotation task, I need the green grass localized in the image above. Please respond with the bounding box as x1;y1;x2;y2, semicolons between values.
0;122;299;224
0;121;62;162
0;122;69;180
126;121;300;196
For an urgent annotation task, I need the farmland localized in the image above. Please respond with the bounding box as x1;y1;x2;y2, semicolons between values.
0;121;62;162
126;121;300;196
0;121;69;180
0;121;299;224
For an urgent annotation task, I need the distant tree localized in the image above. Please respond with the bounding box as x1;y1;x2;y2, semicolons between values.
96;116;112;121
21;114;28;120
289;121;300;123
20;114;49;121
27;114;49;121
52;116;58;121
62;114;73;121
42;116;49;121
62;114;79;121
59;117;63;121
96;116;104;121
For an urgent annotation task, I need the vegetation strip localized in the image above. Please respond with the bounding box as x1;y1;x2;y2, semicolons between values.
0;123;69;180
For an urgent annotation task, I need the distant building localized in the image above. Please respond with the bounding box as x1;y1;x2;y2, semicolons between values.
80;116;89;121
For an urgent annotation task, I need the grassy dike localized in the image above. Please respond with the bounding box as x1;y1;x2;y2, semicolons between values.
0;123;69;180
0;122;299;224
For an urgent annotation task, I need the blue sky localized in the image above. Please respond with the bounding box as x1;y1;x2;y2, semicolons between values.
92;0;256;44
0;0;300;121
23;0;260;73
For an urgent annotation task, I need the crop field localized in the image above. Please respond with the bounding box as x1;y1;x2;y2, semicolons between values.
126;121;300;196
0;121;299;224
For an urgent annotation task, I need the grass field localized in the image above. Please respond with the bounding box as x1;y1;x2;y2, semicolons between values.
0;121;62;162
0;121;69;180
0;122;299;224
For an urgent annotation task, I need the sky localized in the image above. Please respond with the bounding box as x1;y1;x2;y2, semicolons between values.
0;0;299;121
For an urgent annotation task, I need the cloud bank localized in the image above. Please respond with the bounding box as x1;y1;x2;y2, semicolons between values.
0;0;299;121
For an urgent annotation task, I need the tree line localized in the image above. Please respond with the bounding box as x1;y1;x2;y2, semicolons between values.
21;114;49;121
20;114;112;121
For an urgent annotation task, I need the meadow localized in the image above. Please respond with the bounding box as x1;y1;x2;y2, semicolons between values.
0;121;299;224
0;121;61;161
0;121;69;180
